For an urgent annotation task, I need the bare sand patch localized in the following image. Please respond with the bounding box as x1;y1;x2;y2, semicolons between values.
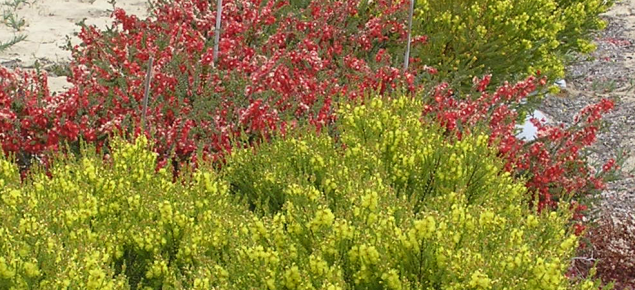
0;0;148;92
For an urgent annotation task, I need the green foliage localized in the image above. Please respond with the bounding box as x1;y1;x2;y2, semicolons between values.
0;97;604;289
412;0;610;89
0;0;28;52
0;34;25;52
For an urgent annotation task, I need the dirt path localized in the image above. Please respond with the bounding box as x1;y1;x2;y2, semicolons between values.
539;0;635;287
0;0;148;92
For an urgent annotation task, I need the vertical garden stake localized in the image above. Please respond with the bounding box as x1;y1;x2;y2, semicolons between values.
142;56;154;131
403;0;415;71
213;0;223;66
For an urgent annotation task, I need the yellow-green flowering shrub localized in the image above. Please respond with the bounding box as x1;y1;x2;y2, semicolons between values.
0;97;604;289
0;138;253;289
413;0;610;88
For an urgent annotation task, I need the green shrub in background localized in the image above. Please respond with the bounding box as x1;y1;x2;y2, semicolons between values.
412;0;610;89
0;97;604;289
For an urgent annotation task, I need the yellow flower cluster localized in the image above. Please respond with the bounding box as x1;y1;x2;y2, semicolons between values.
413;0;610;89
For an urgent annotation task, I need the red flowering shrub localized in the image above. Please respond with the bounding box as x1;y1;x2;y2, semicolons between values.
62;0;424;165
421;74;616;230
0;68;82;173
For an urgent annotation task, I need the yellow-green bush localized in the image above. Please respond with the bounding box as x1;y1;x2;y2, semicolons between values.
0;97;603;289
413;0;610;88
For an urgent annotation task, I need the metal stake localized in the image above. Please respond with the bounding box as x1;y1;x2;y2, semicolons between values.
403;0;415;71
213;0;223;66
142;56;154;131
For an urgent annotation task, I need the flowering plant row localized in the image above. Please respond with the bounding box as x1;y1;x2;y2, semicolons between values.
0;0;615;224
0;98;605;289
64;0;421;161
1;0;419;169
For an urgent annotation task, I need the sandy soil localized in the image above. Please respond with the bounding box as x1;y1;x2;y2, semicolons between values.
0;0;148;92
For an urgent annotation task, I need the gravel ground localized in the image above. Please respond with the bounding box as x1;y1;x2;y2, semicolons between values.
540;4;635;221
538;0;635;287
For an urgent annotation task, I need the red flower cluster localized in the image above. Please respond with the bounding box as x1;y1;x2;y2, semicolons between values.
423;74;615;229
0;69;85;155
